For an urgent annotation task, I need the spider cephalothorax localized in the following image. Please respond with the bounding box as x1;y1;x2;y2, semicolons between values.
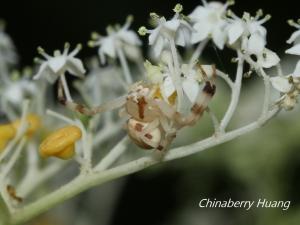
58;63;216;151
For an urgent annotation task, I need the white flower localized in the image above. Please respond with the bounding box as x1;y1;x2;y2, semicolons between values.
270;75;299;110
145;60;214;104
0;21;18;66
89;16;142;64
0;76;37;107
139;4;193;57
79;58;125;104
270;76;293;93
189;0;231;49
33;43;85;83
286;20;300;55
226;11;279;68
226;11;269;53
255;48;280;69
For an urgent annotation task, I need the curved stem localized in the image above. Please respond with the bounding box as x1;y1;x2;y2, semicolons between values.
60;74;73;102
10;107;278;225
216;69;234;89
189;39;209;66
117;48;132;84
94;136;129;171
220;52;244;132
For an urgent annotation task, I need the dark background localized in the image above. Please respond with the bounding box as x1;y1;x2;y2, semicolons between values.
1;1;299;225
0;0;299;67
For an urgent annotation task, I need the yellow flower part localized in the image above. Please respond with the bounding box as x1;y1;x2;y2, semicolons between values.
0;114;41;152
152;86;177;105
39;125;82;160
12;114;42;137
0;124;16;151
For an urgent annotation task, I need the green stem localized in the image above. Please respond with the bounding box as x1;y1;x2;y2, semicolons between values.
10;108;278;225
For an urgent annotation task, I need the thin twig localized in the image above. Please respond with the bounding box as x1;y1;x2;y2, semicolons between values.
94;136;129;171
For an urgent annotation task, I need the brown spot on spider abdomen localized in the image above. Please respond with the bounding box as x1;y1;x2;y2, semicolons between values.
145;133;153;139
135;123;144;132
137;97;147;119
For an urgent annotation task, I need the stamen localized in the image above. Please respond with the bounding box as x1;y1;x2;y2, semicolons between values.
173;4;183;14
63;42;70;55
150;12;160;20
123;15;134;30
54;50;61;57
258;14;271;24
256;9;263;19
37;47;51;60
91;32;100;40
70;44;82;57
138;26;148;36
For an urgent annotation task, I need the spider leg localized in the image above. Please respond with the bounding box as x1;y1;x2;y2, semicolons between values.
153;116;177;152
58;79;126;116
176;79;216;127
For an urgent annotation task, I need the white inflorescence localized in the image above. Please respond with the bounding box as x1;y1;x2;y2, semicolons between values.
1;2;300;224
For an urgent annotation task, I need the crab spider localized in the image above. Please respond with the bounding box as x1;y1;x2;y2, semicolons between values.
58;64;216;151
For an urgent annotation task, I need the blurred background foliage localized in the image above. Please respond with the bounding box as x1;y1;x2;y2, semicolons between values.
0;0;299;225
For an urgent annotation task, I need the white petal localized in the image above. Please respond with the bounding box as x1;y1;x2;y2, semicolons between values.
212;28;226;49
164;19;180;32
292;60;300;77
182;78;199;103
175;30;185;46
66;58;86;78
153;36;165;57
227;21;244;45
258;48;280;68
123;45;141;60
48;56;66;73
270;76;292;93
287;30;300;44
162;75;175;98
248;33;265;54
285;44;300;55
191;22;211;43
189;6;207;22
101;38;116;58
248;22;266;37
4;83;24;104
119;30;141;46
149;27;161;45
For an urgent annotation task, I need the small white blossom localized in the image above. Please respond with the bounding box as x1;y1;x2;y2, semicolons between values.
89;16;142;64
270;76;293;93
189;0;232;49
270;70;300;110
286;20;300;55
0;21;18;66
33;43;85;83
139;4;193;57
79;58;125;104
145;60;213;104
255;48;280;69
226;11;279;68
226;11;268;51
0;71;37;109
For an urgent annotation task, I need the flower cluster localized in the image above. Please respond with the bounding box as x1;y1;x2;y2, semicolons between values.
270;19;300;110
0;2;300;224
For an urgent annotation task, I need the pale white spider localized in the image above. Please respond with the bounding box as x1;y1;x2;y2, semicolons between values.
58;64;216;151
